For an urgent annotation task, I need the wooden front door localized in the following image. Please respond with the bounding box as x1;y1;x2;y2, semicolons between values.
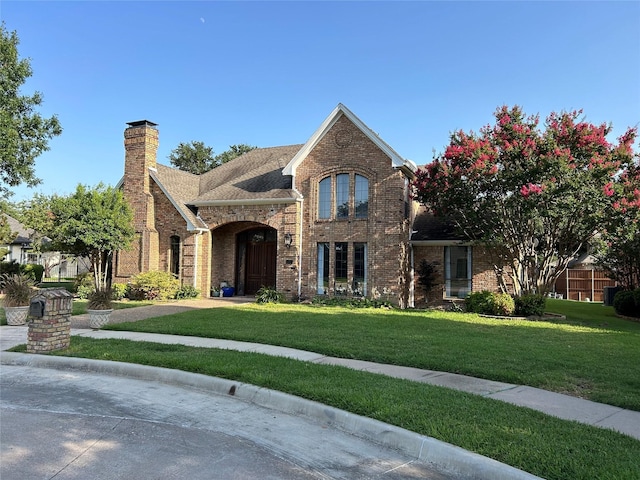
244;233;277;295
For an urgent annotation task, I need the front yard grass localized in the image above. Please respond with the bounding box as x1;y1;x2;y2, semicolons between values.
18;336;638;480
6;298;640;478
103;299;640;411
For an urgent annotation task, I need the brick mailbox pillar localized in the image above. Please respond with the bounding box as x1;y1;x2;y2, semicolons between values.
27;288;73;354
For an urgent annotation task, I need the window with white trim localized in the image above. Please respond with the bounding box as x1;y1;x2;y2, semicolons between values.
445;246;471;298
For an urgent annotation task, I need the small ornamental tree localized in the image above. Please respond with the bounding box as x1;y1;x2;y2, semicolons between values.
412;105;638;297
46;184;135;293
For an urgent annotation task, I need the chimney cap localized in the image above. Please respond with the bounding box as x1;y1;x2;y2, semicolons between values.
126;120;158;128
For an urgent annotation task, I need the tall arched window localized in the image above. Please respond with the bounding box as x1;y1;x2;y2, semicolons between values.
318;177;331;219
355;174;368;218
336;174;349;218
317;173;369;220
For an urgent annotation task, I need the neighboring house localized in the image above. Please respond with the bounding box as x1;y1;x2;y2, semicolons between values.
114;104;499;307
1;215;34;264
0;215;89;280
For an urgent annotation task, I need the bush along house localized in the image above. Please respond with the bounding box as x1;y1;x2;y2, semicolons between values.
114;104;499;308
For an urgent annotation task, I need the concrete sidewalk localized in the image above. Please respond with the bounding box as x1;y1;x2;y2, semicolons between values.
1;318;638;442
3;296;640;439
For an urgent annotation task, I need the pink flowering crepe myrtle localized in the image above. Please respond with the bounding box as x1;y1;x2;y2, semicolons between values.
412;105;638;296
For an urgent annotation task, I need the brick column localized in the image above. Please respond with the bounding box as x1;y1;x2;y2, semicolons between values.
27;288;73;353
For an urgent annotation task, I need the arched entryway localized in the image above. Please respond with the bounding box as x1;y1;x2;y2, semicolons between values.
236;227;277;295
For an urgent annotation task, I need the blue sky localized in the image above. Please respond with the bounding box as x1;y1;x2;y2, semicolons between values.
3;1;639;202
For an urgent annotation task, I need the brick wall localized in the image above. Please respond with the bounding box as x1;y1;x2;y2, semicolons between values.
199;203;298;295
412;245;505;307
294;114;412;306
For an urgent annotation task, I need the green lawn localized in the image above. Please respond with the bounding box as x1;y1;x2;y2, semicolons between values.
6;299;640;479
103;299;640;410
23;335;638;480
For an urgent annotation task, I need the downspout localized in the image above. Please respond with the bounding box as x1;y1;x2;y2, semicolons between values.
193;231;200;289
409;243;415;308
291;175;304;300
297;197;303;299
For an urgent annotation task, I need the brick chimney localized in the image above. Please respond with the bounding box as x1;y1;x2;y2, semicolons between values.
122;120;159;273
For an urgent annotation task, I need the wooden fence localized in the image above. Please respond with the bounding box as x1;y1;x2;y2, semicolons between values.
554;269;617;302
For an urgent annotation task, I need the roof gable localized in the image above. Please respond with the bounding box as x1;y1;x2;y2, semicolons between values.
282;103;416;177
151;165;208;231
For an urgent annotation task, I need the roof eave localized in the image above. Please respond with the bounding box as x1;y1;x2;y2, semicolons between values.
190;197;299;207
410;239;470;246
149;169;209;231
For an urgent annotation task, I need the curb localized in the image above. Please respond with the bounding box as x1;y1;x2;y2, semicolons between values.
0;352;541;480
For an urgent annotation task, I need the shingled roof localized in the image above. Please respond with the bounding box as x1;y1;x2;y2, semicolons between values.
191;144;303;205
2;215;33;245
152;165;208;230
411;206;464;243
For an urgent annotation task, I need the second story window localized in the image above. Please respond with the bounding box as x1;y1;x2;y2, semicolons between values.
317;173;369;220
355;174;368;218
319;177;331;219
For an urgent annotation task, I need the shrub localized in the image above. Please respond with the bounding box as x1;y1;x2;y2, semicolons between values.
73;272;91;292
21;264;44;282
465;291;494;314
75;274;95;299
311;296;393;309
255;286;284;304
174;285;200;300
613;289;640;318
0;260;20;276
128;271;180;301
465;290;515;316
515;294;547;317
492;293;516;316
111;283;128;300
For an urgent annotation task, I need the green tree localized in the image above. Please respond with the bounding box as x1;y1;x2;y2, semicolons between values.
0;22;62;198
412;105;638;297
169;141;256;174
214;144;256;165
168;141;215;174
44;184;135;293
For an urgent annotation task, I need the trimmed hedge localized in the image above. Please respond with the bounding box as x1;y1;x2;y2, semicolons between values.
515;294;547;317
613;288;640;318
465;291;515;316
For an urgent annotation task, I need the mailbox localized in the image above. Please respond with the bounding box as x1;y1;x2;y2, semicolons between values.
29;296;46;318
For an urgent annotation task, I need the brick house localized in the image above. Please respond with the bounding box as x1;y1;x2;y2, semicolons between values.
115;104;497;307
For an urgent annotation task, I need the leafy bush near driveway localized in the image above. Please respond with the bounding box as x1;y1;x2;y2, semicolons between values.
173;285;200;299
127;271;180;300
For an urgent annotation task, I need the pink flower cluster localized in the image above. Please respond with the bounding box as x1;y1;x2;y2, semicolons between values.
603;183;615;197
520;183;544;197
